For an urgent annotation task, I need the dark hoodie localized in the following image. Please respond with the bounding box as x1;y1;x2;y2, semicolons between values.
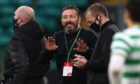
4;20;49;84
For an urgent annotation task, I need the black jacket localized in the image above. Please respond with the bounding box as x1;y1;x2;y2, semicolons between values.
4;20;49;84
41;28;97;84
86;21;119;84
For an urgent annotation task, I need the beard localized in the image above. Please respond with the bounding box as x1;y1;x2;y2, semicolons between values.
64;22;78;34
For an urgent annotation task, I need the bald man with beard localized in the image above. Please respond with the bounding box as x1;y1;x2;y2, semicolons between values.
2;6;48;84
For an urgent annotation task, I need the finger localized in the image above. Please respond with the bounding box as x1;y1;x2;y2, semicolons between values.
79;39;85;45
78;38;84;43
47;36;52;43
55;45;58;49
52;38;56;42
44;37;47;41
73;61;80;65
76;40;80;46
78;38;82;41
14;15;18;20
73;58;79;61
50;36;54;40
17;19;21;24
48;37;55;42
77;40;86;48
73;61;83;68
47;36;51;40
73;48;78;51
73;63;78;67
74;54;84;58
48;36;53;41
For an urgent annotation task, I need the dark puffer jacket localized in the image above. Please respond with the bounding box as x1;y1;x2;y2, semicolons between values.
4;20;49;84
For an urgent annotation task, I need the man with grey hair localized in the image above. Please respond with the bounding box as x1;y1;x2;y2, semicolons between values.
14;6;35;27
2;6;48;84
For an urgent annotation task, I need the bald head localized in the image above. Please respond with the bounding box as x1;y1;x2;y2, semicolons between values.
14;6;35;27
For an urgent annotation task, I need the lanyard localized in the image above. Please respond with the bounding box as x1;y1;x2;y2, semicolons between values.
64;28;81;62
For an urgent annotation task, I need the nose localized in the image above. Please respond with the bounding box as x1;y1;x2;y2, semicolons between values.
65;16;71;22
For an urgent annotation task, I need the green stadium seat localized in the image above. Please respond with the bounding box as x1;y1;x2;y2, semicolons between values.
36;16;58;32
73;0;87;7
0;17;13;29
38;7;61;18
36;0;60;8
36;0;47;7
0;0;9;7
36;16;47;27
7;27;14;36
0;7;15;17
0;35;10;47
61;0;87;7
9;0;32;7
0;28;3;36
18;0;32;5
44;19;58;31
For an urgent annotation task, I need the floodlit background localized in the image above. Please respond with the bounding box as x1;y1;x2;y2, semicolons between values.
0;0;127;84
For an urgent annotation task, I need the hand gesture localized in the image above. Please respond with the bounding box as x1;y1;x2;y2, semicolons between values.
72;54;87;68
73;39;89;53
45;36;58;51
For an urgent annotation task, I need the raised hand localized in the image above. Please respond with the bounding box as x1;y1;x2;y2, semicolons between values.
73;39;89;53
45;36;58;51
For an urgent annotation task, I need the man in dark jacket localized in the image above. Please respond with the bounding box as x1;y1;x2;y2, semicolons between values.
3;6;48;84
41;5;97;84
73;3;119;84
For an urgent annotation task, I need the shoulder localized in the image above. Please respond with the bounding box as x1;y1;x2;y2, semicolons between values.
81;28;98;39
53;30;64;35
105;22;120;33
101;29;115;37
112;30;133;47
53;30;64;38
113;31;125;38
53;30;64;39
113;29;132;40
81;28;92;33
111;31;132;54
113;29;134;43
81;28;97;36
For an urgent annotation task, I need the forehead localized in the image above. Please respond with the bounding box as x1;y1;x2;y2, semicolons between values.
86;11;96;18
86;10;93;16
62;9;77;16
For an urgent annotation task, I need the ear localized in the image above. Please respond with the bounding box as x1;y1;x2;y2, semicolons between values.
97;15;101;20
124;9;131;27
14;15;18;20
124;9;130;19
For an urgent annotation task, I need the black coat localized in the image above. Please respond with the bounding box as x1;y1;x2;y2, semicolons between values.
86;21;119;84
41;28;97;84
4;20;49;84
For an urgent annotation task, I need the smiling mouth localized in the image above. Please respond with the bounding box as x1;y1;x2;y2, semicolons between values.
66;24;74;28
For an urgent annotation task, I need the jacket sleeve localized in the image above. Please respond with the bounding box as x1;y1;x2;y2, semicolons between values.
38;49;54;64
8;36;29;84
86;30;115;72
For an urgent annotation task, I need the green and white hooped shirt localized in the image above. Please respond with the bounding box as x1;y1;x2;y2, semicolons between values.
111;25;140;84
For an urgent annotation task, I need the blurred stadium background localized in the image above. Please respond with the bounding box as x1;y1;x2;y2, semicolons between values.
0;0;126;84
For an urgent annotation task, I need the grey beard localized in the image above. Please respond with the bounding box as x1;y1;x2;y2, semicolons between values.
65;29;73;34
64;28;79;34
